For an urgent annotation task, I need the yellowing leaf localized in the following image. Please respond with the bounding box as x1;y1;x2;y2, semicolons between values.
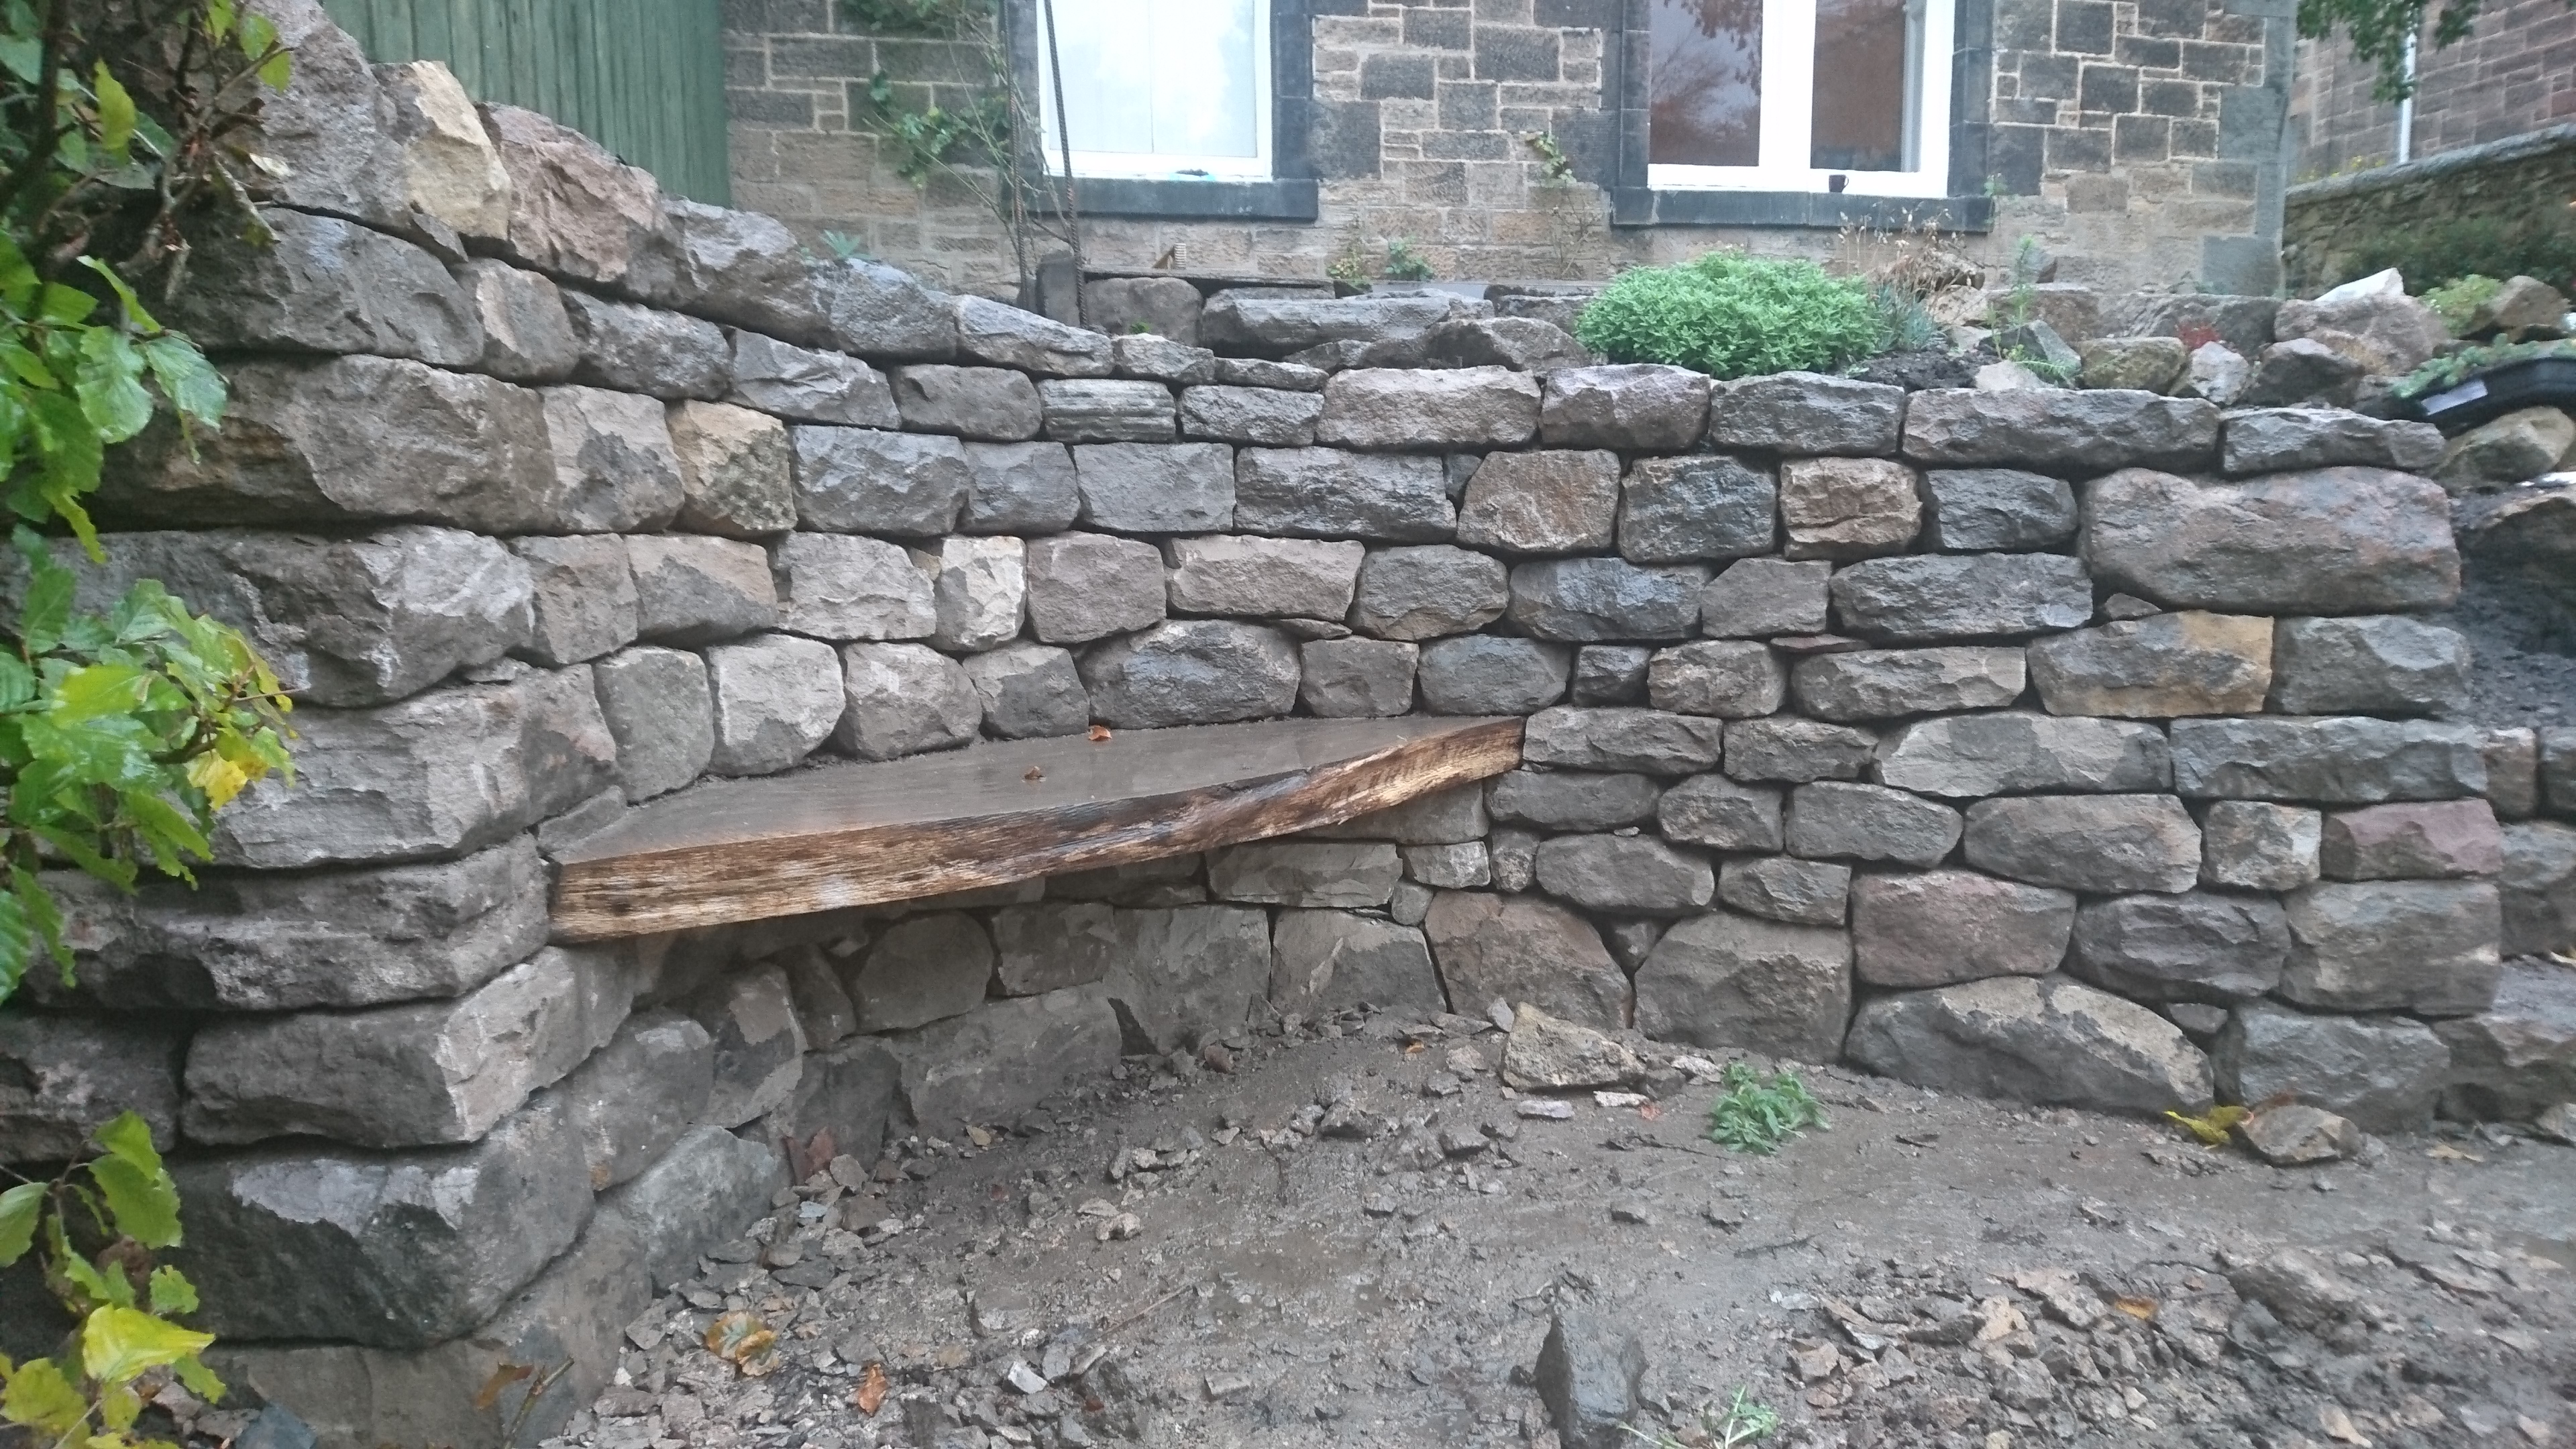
93;65;137;154
186;751;251;808
98;1382;141;1432
80;1305;213;1388
1;1356;87;1435
703;1310;777;1373
2164;1105;2248;1148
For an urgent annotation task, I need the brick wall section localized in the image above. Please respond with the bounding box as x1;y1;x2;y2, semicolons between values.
727;0;2290;297
2292;0;2576;180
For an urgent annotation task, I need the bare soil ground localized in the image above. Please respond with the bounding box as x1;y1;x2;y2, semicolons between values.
561;1014;2576;1449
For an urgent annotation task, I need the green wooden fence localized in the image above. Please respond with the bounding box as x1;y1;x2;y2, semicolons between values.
320;0;731;205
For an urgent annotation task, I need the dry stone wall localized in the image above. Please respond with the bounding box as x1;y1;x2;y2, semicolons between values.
2;10;2571;1448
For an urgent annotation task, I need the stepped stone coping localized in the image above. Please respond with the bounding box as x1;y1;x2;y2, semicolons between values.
551;716;1523;940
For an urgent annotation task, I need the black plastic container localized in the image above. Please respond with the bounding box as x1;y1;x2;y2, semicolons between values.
2412;355;2576;435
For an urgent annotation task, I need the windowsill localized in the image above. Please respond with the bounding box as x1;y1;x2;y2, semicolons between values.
1056;176;1319;221
1611;188;1994;231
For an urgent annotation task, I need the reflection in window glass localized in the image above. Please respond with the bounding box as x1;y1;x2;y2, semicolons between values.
1811;0;1923;172
1650;0;1763;167
1049;0;1260;163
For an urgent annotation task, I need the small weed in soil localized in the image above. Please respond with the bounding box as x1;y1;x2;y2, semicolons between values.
1626;1385;1784;1447
1705;1064;1825;1155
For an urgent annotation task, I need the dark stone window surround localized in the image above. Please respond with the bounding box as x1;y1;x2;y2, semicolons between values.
1000;0;1321;222
1602;0;1996;231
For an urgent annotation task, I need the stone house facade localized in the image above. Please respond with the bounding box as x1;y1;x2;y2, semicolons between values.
724;0;2297;300
2290;0;2576;180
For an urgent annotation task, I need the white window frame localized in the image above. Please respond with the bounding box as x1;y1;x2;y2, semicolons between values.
1648;0;1954;199
1035;0;1276;182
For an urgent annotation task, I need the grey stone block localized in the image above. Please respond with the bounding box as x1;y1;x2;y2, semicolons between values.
1615;455;1775;565
1215;356;1329;390
1705;372;1905;454
1201;292;1477;356
918;535;1027;653
1457;449;1622;553
1111;331;1216;383
1535;835;1713;915
513;535;637;667
837;641;981;761
1074;441;1238;533
2200;800;2322;891
539;385;686;533
2025;610;2275;718
1405;841;1491;889
849;912;991;1032
1026;532;1167;643
1522;706;1725;775
1656;773;1784;851
1700;558;1831;639
891;983;1124;1134
1846;975;2214;1114
1828;553;2093;641
2220;407;2445;476
1268;911;1444;1018
1646;641;1788;717
1168;536;1364;618
561;291;728;400
1919;469;2079;551
961;440;1083;534
2214;1002;2449;1132
1317;366;1541;449
771;532;936;641
2434;958;2576;1118
1724;717;1878;783
1791;646;2029;722
1491;768;1666;831
792;425;972;536
1874;712;2170;797
2169;716;2487;802
1964;794;2202;894
1210;842;1402;908
627;534;778;645
684;963;808;1127
1718;856;1849;926
1572;644;1652;704
813;256;961;362
991;902;1120;996
2269;614;2471;716
2083;466;2460;612
1091;276;1206;345
1786;782;1964;867
1634;912;1851;1063
1235;447;1456;541
955;294;1114;377
1901;388;2222;472
705;633;843;775
170;209;481;365
964;643;1091;738
1539;364;1711;451
1850;869;2076;988
1423;892;1629;1032
592;645;714;801
1305;782;1491;845
1102;906;1273;1052
1080;621;1299;726
1509;558;1708;641
1041;378;1177;443
542;1008;712;1191
667;401;796;537
631;199;822;340
516;664;620;822
891;364;1042;441
0;1014;183;1161
1778;457;1922;559
2068;892;2289;1004
2484;727;2541;820
594;1122;788;1295
456;258;577;383
1299;637;1418;717
209;684;531;869
2279;879;2502;1016
1417;635;1571;714
2320;799;2503;880
1181;385;1325;445
727;331;899;427
1350;545;1509;639
2501;820;2576;957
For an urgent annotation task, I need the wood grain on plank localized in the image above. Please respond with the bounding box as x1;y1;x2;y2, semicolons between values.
551;716;1523;941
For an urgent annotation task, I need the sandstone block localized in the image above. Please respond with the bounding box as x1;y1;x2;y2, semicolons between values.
1522;706;1725;775
1777;457;1921;559
1700;557;1829;638
2279;879;2502;1015
1417;635;1571;714
1317;366;1540;449
2269;614;2471;716
2082;466;2460;612
1025;532;1167;643
2076;335;2188;392
1457;449;1623;553
2214;1002;2448;1132
1919;469;2080;551
1874;712;2169;797
1705;372;1905;454
1540;364;1712;450
1423;893;1628;1031
2169;716;2487;802
1350;545;1509;639
1791;647;2028;722
2321;799;2503;880
667;402;796;537
1847;976;2213;1114
2027;612;2272;717
792;426;971;537
1234;447;1456;542
1635;912;1851;1063
1850;870;2074;987
963;642;1090;738
1298;637;1417;717
592;646;714;800
1900;388;2221;472
836;642;981;761
1964;794;2202;894
1828;553;2092;641
1079;620;1299;726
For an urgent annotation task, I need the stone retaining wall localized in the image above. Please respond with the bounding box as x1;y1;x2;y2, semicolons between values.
2;11;2571;1448
2280;121;2576;293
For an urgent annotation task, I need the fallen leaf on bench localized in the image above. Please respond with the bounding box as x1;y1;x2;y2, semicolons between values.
1088;724;1112;742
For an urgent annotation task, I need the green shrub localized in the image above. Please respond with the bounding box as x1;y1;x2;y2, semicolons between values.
1575;252;1886;379
2422;274;2503;334
2337;215;2576;297
1868;282;1945;354
1705;1063;1826;1154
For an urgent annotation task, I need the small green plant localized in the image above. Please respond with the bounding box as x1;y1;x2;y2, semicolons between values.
0;1112;225;1447
1382;238;1434;282
1623;1387;1783;1448
863;70;1009;188
1705;1063;1825;1155
1575;252;1885;380
1326;233;1373;288
2422;274;2503;334
1867;282;1943;354
1523;130;1576;184
2394;337;2576;400
818;230;868;261
2336;214;2576;297
1125;321;1154;335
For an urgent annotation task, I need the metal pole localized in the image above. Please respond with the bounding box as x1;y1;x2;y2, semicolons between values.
2394;27;2418;164
1041;0;1087;323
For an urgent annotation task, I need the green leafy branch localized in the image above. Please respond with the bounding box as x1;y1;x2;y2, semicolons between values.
1705;1063;1827;1155
2296;0;2576;104
1;1112;224;1449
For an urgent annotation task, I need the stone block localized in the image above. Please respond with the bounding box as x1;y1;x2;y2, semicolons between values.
1305;782;1491;845
837;641;981;761
2182;340;2251;405
891;364;1042;441
1210;841;1402;908
704;633;842;775
1111;331;1216;383
1718;856;1849;926
2169;717;2487;802
1025;532;1167;643
2076;335;2188;392
2125;293;2280;357
1785;782;1964;867
1705;372;1906;454
1847;976;2214;1114
560;291;727;400
2485;728;2540;820
1405;842;1492;889
771;533;936;641
1724;717;1877;782
792;425;972;536
1487;769;1662;833
1699;559;1830;639
1849;870;2074;986
1102;905;1272;1052
1964;794;2202;894
1635;912;1851;1063
1510;559;1708;642
1778;457;1922;559
1900;388;2221;472
2279;880;2503;1015
1350;545;1508;639
1181;386;1325;446
2269;614;2470;716
592;645;714;801
1215;356;1328;390
757;1030;902;1179
2321;800;2503;880
1521;706;1725;775
627;534;779;645
1080;621;1299;726
2551;728;2576;816
727;331;900;427
170;209;481;365
1572;645;1652;704
1089;276;1205;344
2437;406;2576;491
1417;635;1571;714
2220;407;2445;476
2083;466;2459;612
170;1102;591;1348
1200;292;1477;356
2067;892;2288;1004
2214;1002;2448;1132
1040;379;1176;443
543;1009;712;1191
2434;959;2576;1120
1656;773;1784;850
1268;911;1445;1018
1540;364;1712;450
2273;270;2449;376
1919;469;2080;552
1234;447;1456;542
1457;449;1622;553
1073;441;1237;534
539;385;686;535
1043;857;1203;910
1534;834;1713;915
1645;641;1787;717
1299;637;1417;717
2200;801;2323;892
1874;712;2170;797
916;535;1027;652
964;643;1090;738
1168;536;1364;619
890;985;1124;1135
1423;892;1628;1031
1316;366;1540;449
184;945;636;1148
1790;646;2028;722
0;1015;183;1162
991;902;1120;996
1614;455;1776;566
515;664;620;821
2027;611;2272;717
849;912;991;1032
2239;337;2363;408
955;294;1113;377
457;259;578;384
961;441;1083;534
1828;553;2092;641
667;401;796;537
512;535;635;667
683;963;808;1127
1421;316;1589;372
812;257;961;362
2501;821;2576;956
210;684;529;869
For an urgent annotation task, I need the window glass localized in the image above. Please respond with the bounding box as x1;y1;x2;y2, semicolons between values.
1649;0;1764;168
1045;0;1263;172
1810;0;1921;172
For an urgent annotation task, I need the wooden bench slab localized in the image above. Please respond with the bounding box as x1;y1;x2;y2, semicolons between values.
551;716;1523;941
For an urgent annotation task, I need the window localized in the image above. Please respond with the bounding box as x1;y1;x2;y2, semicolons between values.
1035;0;1274;181
1647;0;1953;198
